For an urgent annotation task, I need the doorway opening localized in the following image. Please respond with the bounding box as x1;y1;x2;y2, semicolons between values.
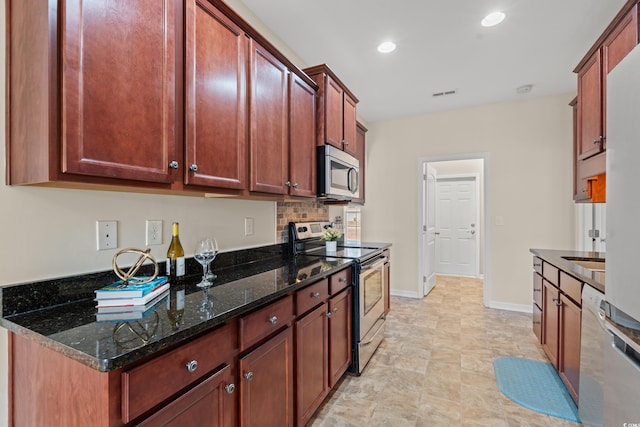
417;153;490;307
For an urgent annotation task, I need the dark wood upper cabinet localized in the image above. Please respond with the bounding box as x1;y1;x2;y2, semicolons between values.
351;122;367;205
8;0;180;187
61;0;178;183
304;64;359;155
249;40;290;195
572;2;638;203
7;0;318;200
184;0;248;190
288;73;317;198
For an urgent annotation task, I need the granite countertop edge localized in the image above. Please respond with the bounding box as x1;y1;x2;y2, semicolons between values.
529;248;605;293
0;259;354;372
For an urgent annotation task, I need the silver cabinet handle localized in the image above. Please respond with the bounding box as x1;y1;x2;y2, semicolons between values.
293;183;298;189
312;292;321;299
169;160;179;169
326;312;332;318
244;372;254;381
225;384;235;394
269;316;278;324
338;277;346;283
342;140;349;146
285;181;291;187
189;164;198;172
186;360;198;373
332;307;338;313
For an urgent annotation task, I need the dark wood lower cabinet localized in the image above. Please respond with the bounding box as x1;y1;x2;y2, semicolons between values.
542;279;560;369
138;364;236;426
295;304;329;426
239;327;294;427
329;289;352;388
559;294;581;404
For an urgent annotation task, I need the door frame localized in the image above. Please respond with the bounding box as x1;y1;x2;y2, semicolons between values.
435;173;480;279
417;152;491;308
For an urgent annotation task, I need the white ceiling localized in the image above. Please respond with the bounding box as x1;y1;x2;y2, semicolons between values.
240;0;628;122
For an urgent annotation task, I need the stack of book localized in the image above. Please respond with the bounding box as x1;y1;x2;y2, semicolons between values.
95;276;170;322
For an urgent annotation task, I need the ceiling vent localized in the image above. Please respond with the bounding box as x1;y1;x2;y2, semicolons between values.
432;89;457;98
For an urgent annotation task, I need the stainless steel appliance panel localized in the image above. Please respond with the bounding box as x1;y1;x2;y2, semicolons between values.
317;145;359;201
604;323;640;426
579;284;605;427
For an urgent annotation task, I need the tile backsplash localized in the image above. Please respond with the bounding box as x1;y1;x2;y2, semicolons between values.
277;201;329;242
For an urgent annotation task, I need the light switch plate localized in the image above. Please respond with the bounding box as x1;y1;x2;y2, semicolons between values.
96;220;118;250
245;217;254;236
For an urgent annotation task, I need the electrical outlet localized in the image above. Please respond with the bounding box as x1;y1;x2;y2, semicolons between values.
146;220;163;246
245;217;254;236
96;221;118;250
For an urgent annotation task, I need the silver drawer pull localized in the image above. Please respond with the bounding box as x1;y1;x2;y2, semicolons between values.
244;372;254;381
332;307;338;313
312;292;321;299
269;316;278;324
338;277;346;283
185;360;198;373
225;383;235;394
326;312;332;318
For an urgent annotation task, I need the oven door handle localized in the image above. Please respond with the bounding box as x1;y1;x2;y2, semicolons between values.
361;255;388;270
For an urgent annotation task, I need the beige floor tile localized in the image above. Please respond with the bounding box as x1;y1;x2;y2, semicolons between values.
308;276;582;427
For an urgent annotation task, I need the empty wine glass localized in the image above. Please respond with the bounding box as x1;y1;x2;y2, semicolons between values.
194;238;218;288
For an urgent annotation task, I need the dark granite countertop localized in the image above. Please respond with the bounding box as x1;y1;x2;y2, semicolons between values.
0;244;353;372
530;248;605;293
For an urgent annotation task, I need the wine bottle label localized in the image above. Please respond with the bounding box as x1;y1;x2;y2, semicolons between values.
176;256;185;277
166;258;170;276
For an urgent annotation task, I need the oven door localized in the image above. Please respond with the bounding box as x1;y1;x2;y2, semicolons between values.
359;255;386;339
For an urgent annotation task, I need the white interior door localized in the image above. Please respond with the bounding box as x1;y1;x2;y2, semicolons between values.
436;177;478;277
422;164;437;296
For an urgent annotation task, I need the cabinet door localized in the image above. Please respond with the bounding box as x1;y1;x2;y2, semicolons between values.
559;295;581;404
295;303;329;426
329;288;352;388
61;0;177;183
324;74;345;149
542;280;560;369
288;73;317;197
184;0;247;190
249;40;289;195
577;51;603;161
342;93;358;156
239;327;294;427
138;364;236;427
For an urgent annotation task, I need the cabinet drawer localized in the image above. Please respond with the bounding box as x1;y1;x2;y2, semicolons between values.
239;295;294;351
533;257;543;275
560;271;583;305
329;268;351;295
296;279;329;316
543;262;559;287
122;321;237;423
533;272;543;308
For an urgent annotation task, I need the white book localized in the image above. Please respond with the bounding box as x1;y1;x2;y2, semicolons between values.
95;283;170;308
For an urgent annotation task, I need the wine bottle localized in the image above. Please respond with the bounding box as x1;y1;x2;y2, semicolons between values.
166;222;185;278
166;284;185;331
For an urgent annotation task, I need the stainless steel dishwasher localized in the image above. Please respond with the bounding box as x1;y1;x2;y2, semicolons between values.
578;284;605;427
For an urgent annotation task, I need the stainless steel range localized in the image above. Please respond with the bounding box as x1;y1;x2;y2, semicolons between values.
288;221;389;374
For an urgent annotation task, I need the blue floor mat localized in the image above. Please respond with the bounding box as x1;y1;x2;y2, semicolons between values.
493;357;581;423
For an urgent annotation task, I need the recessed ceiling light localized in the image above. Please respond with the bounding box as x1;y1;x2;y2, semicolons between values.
377;41;396;53
481;11;506;27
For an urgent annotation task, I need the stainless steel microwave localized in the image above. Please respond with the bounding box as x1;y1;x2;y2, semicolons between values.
317;145;359;201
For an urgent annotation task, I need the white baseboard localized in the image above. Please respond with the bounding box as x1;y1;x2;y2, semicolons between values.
390;289;421;299
488;300;532;313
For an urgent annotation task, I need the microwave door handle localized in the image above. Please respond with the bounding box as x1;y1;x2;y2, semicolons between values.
347;168;359;193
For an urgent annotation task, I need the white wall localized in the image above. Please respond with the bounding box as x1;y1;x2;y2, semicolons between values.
362;93;576;310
